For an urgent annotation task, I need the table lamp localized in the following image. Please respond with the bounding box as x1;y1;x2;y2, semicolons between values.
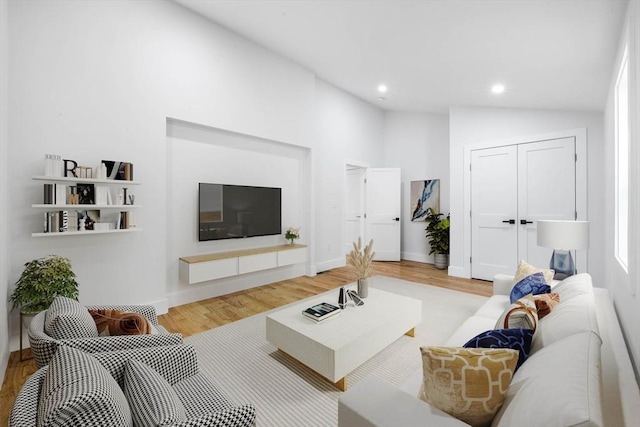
537;220;589;279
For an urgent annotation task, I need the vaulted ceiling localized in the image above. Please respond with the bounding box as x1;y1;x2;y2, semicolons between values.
175;0;628;113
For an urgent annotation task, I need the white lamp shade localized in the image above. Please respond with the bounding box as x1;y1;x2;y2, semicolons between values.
537;220;590;250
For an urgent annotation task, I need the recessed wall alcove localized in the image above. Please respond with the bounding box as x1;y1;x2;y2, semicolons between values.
165;118;312;307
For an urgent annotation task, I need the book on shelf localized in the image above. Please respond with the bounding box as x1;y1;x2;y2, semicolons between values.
302;302;341;322
102;160;133;181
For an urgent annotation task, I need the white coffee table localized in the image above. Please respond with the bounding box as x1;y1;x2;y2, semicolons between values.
266;287;422;390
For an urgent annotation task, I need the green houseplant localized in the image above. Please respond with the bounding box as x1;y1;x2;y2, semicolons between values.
9;255;80;314
424;208;450;269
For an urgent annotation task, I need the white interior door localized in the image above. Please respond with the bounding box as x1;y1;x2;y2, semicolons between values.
471;146;519;280
365;168;401;261
346;167;366;254
471;137;577;280
517;138;576;267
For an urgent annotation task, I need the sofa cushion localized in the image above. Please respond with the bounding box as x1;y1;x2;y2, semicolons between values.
420;346;519;427
531;293;599;353
550;273;593;300
491;331;603;427
123;359;187;426
463;329;533;370
38;346;131;427
512;260;554;286
532;293;560;319
474;295;511;320
44;296;98;340
89;309;153;336
510;273;550;303
446;316;498;347
494;295;538;334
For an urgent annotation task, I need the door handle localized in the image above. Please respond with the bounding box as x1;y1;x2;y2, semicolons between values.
502;219;516;224
520;219;533;225
393;217;400;222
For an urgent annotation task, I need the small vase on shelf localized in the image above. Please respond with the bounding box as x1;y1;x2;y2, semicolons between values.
357;277;370;298
285;227;300;246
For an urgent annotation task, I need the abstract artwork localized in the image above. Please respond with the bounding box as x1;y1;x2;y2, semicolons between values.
411;179;440;221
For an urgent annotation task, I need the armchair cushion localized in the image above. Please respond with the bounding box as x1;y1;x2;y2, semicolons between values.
123;359;187;426
44;296;98;340
38;346;131;427
29;302;183;368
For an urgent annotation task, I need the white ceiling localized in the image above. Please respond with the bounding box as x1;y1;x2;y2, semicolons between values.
174;0;628;113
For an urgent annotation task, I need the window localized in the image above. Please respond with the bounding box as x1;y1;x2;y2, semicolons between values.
615;45;629;271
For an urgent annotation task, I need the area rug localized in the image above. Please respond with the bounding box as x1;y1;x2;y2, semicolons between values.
185;276;487;426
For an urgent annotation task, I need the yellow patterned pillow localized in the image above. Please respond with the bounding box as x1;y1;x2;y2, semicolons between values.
420;347;518;427
512;259;554;285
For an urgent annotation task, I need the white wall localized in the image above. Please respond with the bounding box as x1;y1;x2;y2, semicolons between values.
382;112;450;263
313;79;385;272
165;120;309;306
1;0;10;381
4;0;385;358
449;106;605;285
603;0;640;377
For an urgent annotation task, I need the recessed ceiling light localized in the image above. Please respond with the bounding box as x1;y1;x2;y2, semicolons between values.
491;84;505;94
377;84;388;93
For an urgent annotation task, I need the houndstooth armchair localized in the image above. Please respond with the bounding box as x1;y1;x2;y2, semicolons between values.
28;296;183;368
10;344;256;426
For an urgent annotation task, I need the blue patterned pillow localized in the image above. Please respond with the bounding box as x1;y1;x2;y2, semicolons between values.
463;328;534;370
510;272;551;303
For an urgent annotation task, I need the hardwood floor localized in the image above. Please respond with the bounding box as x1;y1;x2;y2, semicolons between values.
0;260;490;424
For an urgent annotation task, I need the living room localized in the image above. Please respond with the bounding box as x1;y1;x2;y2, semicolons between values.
1;0;639;425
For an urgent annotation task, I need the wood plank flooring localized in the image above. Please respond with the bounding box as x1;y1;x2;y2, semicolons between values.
0;260;490;424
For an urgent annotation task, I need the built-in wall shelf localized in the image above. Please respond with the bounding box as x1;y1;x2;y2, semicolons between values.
179;244;307;284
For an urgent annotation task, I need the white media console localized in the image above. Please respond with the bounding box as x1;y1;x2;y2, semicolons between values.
179;244;307;284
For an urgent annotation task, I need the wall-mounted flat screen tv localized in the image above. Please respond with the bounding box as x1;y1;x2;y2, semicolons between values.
198;183;282;241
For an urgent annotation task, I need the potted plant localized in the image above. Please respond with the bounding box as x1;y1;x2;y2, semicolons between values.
347;238;375;298
424;207;450;269
9;255;80;317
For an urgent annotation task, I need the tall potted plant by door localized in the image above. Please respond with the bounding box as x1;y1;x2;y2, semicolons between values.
9;255;80;318
347;238;375;298
424;208;450;269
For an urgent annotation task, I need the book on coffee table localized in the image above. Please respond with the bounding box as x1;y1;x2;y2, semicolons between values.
302;302;341;322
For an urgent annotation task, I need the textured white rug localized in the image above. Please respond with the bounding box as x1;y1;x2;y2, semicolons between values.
185;276;487;426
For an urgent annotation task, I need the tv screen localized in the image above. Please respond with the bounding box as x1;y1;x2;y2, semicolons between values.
198;183;282;241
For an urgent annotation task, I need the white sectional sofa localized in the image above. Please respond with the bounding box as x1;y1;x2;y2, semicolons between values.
338;273;640;427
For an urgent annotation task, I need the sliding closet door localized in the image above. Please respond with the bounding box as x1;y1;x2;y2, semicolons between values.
470;137;576;281
517;138;576;268
470;146;519;280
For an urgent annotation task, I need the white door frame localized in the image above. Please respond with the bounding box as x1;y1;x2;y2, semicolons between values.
461;128;588;279
343;160;371;259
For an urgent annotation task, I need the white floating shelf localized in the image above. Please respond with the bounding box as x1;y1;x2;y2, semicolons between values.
32;228;142;237
33;176;141;185
32;204;142;209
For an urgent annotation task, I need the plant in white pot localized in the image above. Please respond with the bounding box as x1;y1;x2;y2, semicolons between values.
9;255;80;318
347;238;375;298
424;208;450;269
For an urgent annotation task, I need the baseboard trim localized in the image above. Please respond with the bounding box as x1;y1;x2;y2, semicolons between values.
315;258;345;273
401;252;430;263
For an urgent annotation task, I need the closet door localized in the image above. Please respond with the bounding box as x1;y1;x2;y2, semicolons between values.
470;137;576;281
517;138;576;268
470;146;519;280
